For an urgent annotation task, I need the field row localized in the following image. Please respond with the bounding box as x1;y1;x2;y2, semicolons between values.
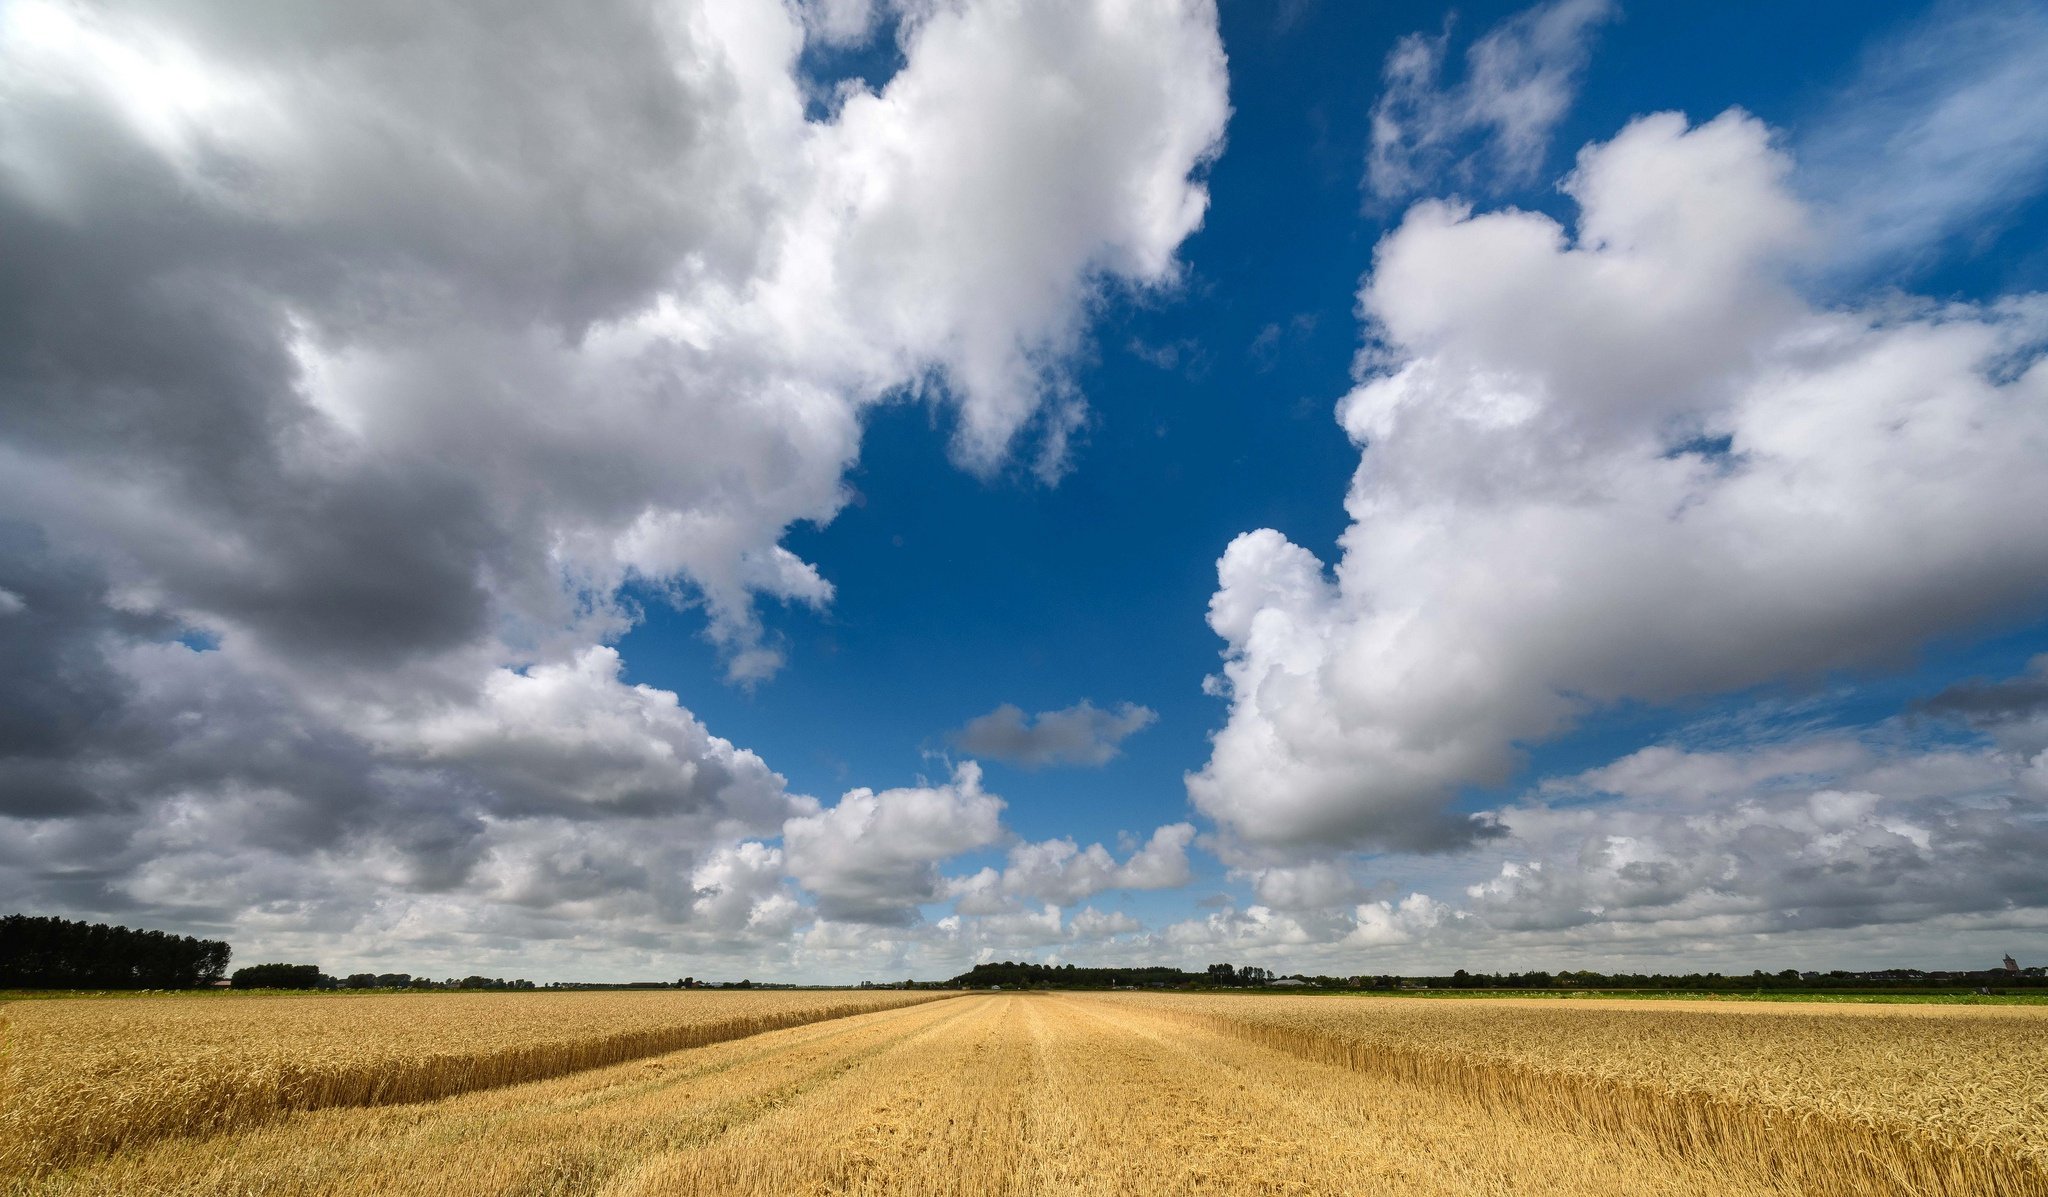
5;991;2045;1195
1106;992;2048;1197
1;994;1791;1197
0;989;946;1173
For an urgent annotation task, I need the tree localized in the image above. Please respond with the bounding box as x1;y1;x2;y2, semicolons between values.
0;913;232;988
231;963;323;989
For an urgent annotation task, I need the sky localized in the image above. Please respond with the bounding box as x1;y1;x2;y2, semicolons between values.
1;0;2046;984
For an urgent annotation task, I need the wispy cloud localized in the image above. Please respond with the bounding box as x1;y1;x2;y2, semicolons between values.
1798;0;2048;277
1367;0;1616;201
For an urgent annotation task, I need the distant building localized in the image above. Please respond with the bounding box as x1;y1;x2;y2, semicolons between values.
2004;954;2020;973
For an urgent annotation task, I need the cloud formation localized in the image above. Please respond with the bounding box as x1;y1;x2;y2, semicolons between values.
951;700;1159;768
1799;0;2048;278
1197;109;2048;855
782;762;1006;925
947;822;1196;912
1470;733;2048;937
1367;0;1614;200
0;0;1229;974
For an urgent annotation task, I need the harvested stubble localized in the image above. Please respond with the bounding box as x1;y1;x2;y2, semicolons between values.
10;994;1795;1197
1087;992;2048;1197
0;988;946;1175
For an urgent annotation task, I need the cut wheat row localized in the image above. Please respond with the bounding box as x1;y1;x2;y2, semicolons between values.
0;989;951;1174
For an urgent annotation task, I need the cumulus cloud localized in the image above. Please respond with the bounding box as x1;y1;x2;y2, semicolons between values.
947;822;1195;912
1346;893;1456;947
1367;0;1614;200
0;0;1227;682
1195;108;2048;855
1463;732;2048;940
1152;719;2047;974
782;761;1005;924
689;842;803;941
388;647;796;825
0;0;1229;972
950;699;1158;768
1234;860;1364;911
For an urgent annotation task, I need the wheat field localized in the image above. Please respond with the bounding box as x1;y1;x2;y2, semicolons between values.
0;988;943;1175
3;990;2043;1196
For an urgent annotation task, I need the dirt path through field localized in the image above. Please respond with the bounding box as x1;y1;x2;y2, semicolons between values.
15;993;1802;1197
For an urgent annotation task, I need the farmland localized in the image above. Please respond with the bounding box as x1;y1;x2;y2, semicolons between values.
0;988;943;1175
3;991;2044;1196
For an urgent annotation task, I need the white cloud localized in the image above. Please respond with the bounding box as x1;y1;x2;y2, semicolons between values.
782;761;1006;924
951;699;1159;768
1196;108;2048;854
798;0;880;49
1237;859;1363;910
1067;907;1144;939
0;0;1226;675
0;0;1229;975
1368;0;1614;200
1165;903;1323;952
1345;893;1455;947
949;821;1195;911
1799;0;2048;278
690;841;803;940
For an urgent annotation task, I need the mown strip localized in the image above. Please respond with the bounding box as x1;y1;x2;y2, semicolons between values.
0;992;957;1174
1138;1001;2048;1197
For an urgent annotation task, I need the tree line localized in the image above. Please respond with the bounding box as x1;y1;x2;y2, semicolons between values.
946;959;2047;992
1;913;231;988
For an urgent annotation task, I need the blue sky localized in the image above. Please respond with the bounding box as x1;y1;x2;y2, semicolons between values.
2;0;2045;981
622;0;2048;944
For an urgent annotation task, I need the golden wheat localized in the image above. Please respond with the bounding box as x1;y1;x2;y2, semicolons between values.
617;991;1796;1197
10;994;1792;1197
8;990;2043;1196
1086;991;2048;1197
0;988;946;1175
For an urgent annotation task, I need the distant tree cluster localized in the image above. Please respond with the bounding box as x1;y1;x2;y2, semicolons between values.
1;914;231;989
949;961;1200;989
343;973;421;989
229;968;541;990
1367;968;2046;992
232;963;325;989
1204;963;1271;986
945;959;2047;994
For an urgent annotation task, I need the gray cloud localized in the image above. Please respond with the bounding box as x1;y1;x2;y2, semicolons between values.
1916;657;2048;729
0;0;1230;977
1145;726;2048;976
1468;734;2048;936
951;700;1158;768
